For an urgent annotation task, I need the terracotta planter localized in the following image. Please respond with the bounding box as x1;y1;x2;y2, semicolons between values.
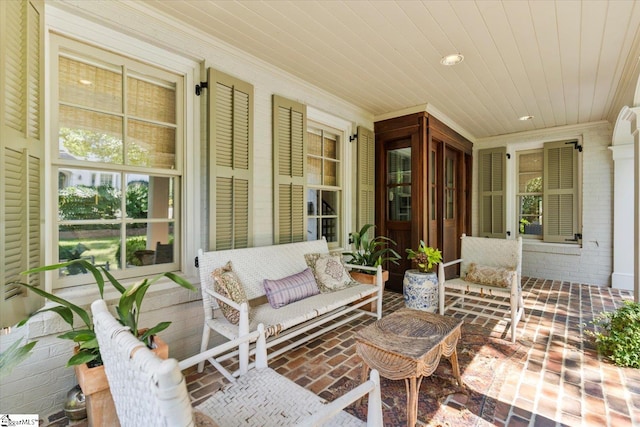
350;270;389;312
75;335;168;427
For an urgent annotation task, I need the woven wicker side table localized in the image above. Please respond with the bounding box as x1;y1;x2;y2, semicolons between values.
355;308;463;427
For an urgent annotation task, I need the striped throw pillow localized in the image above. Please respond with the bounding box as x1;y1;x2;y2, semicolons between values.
263;268;320;309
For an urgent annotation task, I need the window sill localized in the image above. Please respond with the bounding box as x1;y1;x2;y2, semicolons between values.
522;240;582;256
21;273;201;341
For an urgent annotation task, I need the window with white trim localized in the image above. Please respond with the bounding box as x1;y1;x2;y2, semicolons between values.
517;149;543;239
478;140;581;243
307;124;342;246
51;35;184;288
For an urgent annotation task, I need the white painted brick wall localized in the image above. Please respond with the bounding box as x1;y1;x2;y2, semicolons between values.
1;287;203;423
476;122;614;286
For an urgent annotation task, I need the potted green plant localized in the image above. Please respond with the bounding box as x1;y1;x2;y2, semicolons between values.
404;241;443;312
406;240;442;274
12;259;196;426
343;223;401;282
343;224;401;312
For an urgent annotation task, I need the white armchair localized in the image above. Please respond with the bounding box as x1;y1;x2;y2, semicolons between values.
438;234;524;343
91;299;383;426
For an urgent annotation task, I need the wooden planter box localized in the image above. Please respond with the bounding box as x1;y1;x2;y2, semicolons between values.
75;336;168;427
349;270;389;312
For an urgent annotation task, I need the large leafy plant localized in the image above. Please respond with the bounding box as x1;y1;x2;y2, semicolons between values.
406;240;442;273
586;300;640;369
13;259;195;367
343;224;401;273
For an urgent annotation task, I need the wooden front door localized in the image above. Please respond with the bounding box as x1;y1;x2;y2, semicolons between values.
380;139;415;293
442;146;462;278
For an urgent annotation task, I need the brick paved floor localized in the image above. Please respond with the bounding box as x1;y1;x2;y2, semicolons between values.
184;278;639;427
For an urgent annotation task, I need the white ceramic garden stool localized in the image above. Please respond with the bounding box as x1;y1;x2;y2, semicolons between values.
403;269;438;313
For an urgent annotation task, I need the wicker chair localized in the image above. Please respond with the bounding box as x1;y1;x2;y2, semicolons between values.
437;235;524;343
91;299;383;426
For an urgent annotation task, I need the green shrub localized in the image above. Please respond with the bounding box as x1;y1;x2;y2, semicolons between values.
114;236;147;268
587;301;640;368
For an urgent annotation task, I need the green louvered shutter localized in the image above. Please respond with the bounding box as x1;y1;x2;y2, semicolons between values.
1;0;44;329
208;68;253;250
543;141;579;243
273;95;306;244
357;126;375;231
478;147;506;238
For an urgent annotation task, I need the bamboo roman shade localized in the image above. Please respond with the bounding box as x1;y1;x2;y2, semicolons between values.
58;54;177;169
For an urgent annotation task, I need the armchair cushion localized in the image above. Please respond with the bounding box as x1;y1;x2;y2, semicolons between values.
263;268;320;308
304;252;357;293
212;261;252;325
464;263;516;288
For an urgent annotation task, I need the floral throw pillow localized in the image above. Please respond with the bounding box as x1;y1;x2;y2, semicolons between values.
464;263;516;288
304;252;358;293
211;261;252;325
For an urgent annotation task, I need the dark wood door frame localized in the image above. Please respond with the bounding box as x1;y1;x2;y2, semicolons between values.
375;113;473;291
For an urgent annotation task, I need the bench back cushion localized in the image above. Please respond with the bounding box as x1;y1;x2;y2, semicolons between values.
198;239;330;303
460;235;522;281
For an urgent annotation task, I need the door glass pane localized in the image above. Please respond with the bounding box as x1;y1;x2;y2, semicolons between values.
445;157;454;219
388;186;411;221
387;147;411;184
430;150;436;220
387;147;411;221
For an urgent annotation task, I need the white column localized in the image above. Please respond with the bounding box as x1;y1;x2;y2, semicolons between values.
610;143;635;290
624;107;640;301
635;112;640;302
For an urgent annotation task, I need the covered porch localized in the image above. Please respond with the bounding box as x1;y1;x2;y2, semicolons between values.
45;278;637;426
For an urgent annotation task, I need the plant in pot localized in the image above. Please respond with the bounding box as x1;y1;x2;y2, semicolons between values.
343;223;401;284
343;224;401;312
12;258;196;426
403;240;443;312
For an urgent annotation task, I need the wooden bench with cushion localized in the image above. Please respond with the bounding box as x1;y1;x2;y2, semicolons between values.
197;238;383;375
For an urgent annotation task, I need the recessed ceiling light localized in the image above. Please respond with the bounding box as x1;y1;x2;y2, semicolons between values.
78;79;92;85
440;53;464;66
519;115;534;121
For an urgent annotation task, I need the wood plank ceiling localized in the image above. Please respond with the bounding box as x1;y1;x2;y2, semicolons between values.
138;0;640;140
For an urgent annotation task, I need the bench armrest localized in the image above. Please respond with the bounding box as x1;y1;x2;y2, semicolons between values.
344;263;377;273
296;370;382;427
203;287;242;311
441;258;463;268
